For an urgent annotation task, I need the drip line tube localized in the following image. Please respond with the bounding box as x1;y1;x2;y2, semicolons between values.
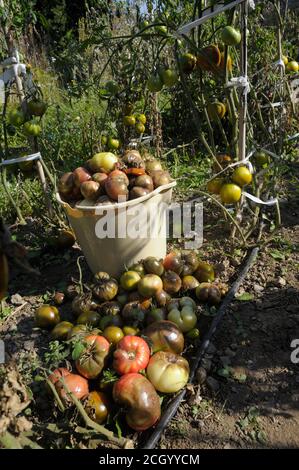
142;247;259;449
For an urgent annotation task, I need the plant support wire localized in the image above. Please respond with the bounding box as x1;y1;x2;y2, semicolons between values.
142;246;259;450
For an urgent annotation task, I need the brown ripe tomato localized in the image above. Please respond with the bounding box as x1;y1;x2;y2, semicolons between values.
162;270;182;294
76;310;101;327
143;256;164;276
35;305;60;329
51;321;74;341
129;187;150;199
134;174;154;191
105;176;129;201
113;373;161;431
84;391;110;424
56;230;76;250
93;278;118;301
163;252;183;274
75;335;110;379
181;251;199;276
142;320;184;354
213;153;232;171
155;289;171;307
113;335;150;375
73;167;92;188
196;44;221;71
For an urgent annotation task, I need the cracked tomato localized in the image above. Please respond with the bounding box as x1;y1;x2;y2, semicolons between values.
113;335;150;375
75;335;110;379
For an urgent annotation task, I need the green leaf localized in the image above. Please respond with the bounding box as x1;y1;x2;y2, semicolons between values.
269;249;285;260
248;406;260;419
235;293;254;301
71;341;86;361
237;417;249;430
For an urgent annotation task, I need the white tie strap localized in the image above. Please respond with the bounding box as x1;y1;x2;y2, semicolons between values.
225;76;250;95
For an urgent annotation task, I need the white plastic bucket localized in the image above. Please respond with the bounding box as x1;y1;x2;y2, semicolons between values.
56;181;176;278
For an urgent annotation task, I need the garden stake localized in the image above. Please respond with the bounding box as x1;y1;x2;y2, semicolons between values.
143;246;259;449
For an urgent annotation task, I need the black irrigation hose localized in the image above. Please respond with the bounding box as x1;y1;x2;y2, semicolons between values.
142;246;259;450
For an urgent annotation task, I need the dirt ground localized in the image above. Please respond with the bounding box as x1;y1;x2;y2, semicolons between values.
0;167;298;449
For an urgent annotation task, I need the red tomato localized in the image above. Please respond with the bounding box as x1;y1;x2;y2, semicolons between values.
55;373;89;402
113;335;150;375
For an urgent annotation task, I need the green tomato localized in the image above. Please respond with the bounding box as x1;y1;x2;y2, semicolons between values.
135;122;145;134
147;74;163;93
27;100;47;117
159;68;178;87
179;297;196;310
108;137;120;150
123;115;136;127
155;25;168;35
23;121;42;137
101;135;108;146
9;109;26;127
140;20;149;30
120;271;141;291
167;306;197;333
6;124;16;136
186;328;200;339
136;113;146;124
221;26;241;46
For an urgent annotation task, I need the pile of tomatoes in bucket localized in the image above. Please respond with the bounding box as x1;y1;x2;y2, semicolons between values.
36;251;227;433
58;149;172;206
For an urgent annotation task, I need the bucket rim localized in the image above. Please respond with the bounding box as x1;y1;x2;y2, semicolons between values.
56;180;176;212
